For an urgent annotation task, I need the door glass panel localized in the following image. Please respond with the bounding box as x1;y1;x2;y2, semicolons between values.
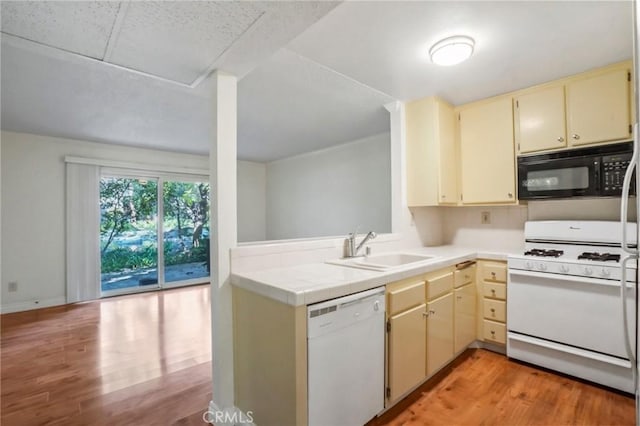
100;177;158;292
163;181;210;283
524;167;589;191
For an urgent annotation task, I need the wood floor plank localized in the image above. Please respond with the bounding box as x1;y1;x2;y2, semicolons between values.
369;349;635;426
1;285;212;426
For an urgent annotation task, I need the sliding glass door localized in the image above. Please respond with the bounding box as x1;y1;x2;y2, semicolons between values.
162;180;210;286
99;173;210;296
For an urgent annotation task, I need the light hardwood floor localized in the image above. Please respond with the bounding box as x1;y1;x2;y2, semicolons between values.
1;285;212;425
370;349;635;426
1;285;635;426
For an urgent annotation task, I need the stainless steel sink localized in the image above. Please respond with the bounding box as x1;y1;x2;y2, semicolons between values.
327;253;438;271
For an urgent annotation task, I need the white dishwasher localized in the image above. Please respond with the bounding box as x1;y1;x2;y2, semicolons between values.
307;286;385;426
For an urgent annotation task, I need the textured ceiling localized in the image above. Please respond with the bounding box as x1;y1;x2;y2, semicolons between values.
237;49;393;162
0;1;635;161
289;1;633;105
106;1;266;83
0;1;337;85
1;1;120;59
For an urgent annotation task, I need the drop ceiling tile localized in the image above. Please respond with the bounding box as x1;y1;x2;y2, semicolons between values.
0;1;119;59
107;1;266;84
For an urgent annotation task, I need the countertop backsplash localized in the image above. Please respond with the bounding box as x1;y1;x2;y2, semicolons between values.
438;205;528;252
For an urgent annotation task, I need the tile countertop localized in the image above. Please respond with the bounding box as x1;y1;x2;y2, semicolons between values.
230;246;521;307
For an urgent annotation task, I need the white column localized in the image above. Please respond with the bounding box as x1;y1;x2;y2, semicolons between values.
209;72;238;419
385;101;410;234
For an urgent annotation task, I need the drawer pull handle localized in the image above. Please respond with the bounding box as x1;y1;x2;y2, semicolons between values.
490;308;495;313
423;310;435;318
457;296;462;300
491;289;496;295
465;274;470;279
491;330;496;335
491;272;496;277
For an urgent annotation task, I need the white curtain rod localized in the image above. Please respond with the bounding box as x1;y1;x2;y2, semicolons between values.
64;156;209;177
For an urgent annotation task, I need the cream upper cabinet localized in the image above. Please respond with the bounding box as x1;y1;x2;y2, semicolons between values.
459;97;516;204
406;97;457;206
514;64;632;155
566;68;632;146
515;85;567;154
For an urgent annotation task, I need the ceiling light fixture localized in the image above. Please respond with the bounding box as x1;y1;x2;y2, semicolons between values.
429;35;475;66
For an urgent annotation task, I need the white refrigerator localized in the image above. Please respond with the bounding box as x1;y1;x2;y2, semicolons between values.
627;0;640;422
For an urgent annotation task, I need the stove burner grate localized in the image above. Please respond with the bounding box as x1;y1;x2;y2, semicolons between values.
577;252;621;262
524;249;564;258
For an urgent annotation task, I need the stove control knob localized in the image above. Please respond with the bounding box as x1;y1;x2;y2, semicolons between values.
600;268;611;277
525;261;534;270
559;265;570;273
583;267;593;276
537;263;547;271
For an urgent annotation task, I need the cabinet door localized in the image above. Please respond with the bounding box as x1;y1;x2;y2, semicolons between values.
459;97;516;204
388;304;426;402
406;97;457;206
515;85;567;153
437;100;458;204
454;283;476;353
567;68;631;146
426;293;454;376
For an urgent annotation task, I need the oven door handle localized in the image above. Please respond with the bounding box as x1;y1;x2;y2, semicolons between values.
619;255;637;380
508;269;634;288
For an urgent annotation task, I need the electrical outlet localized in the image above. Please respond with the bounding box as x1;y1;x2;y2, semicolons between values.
481;211;491;225
8;281;17;292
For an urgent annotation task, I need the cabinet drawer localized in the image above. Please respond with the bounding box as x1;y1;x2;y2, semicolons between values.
388;281;425;316
426;273;454;301
483;299;506;322
483;320;506;345
482;264;507;283
454;265;476;288
483;282;506;300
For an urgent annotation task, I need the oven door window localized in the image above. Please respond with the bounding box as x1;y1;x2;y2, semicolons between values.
524;167;590;192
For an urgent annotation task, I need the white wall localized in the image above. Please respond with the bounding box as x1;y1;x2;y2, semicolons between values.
265;132;391;240
423;198;627;252
237;161;266;243
0;131;208;312
437;205;528;252
527;198;635;222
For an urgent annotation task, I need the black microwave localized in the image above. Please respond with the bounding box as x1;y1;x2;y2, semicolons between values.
517;142;635;200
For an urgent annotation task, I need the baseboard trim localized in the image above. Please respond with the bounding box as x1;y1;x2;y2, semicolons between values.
205;401;255;426
0;297;66;314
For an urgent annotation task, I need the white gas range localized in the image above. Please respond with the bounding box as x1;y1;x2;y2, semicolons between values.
507;220;637;393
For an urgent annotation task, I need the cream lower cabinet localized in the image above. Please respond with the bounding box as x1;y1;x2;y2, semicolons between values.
454;263;476;354
386;279;427;403
458;97;516;205
477;260;508;346
425;270;455;377
426;292;454;376
454;283;476;353
386;269;456;404
387;303;427;402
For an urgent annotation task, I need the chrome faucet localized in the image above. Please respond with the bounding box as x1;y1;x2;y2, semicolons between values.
345;230;377;258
